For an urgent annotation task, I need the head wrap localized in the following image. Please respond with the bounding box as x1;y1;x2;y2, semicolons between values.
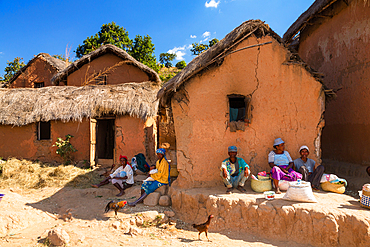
228;146;238;152
156;148;166;156
119;155;128;164
299;145;309;152
273;138;284;147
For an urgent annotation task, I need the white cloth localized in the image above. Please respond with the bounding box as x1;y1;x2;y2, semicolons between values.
110;165;134;184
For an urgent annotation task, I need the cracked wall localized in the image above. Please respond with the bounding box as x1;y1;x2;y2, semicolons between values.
298;0;370;165
171;35;325;189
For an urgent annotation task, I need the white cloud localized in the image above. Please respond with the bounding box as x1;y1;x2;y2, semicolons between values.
190;35;197;38
168;46;187;60
200;37;209;43
205;0;220;8
202;31;211;38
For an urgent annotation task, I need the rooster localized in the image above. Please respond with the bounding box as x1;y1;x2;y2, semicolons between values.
192;215;214;241
104;200;127;216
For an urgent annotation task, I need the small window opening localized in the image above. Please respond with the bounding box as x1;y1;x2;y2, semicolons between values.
34;82;44;88
37;121;51;140
229;96;246;122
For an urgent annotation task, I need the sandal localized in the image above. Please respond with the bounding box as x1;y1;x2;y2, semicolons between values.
226;188;233;194
237;185;246;193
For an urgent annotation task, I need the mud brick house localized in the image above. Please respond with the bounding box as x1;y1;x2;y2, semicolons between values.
158;20;328;189
7;53;66;88
0;44;161;166
283;0;370;167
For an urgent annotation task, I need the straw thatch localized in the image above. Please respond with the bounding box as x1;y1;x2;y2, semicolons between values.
157;19;332;105
5;53;67;87
0;82;159;126
51;44;161;86
283;0;339;44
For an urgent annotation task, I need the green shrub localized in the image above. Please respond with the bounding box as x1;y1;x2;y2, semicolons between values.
53;134;77;165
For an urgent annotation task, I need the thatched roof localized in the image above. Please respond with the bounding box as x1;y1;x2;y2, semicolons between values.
158;19;332;105
283;0;340;44
51;44;161;85
0;82;159;126
6;53;67;87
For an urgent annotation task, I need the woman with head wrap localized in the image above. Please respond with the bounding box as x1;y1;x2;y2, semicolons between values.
128;148;170;206
92;155;134;196
269;138;302;194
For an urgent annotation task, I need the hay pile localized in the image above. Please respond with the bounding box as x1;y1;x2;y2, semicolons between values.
0;158;101;189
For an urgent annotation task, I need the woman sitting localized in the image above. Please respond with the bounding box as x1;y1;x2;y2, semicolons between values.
269;138;302;194
128;148;170;206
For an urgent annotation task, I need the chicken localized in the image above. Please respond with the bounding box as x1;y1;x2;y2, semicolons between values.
192;215;214;241
104;200;127;216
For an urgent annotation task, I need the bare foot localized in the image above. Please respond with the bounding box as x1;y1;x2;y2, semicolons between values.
116;191;125;197
275;188;281;194
91;184;99;188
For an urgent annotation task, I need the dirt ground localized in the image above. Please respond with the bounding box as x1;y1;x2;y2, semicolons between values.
0;183;315;247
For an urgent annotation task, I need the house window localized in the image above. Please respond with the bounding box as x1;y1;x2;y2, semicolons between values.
37;121;51;140
34;82;44;88
228;94;251;131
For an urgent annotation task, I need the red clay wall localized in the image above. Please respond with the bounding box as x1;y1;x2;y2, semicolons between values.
115;116;157;165
67;54;150;86
0;120;90;163
171;36;325;188
298;0;370;164
10;58;60;88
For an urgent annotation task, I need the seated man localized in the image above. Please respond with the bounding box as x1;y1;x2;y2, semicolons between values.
294;146;324;191
92;155;134;196
220;146;250;194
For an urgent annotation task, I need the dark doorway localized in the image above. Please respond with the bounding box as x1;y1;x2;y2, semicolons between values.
97;119;115;159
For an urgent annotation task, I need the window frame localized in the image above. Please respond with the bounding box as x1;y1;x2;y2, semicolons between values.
37;121;51;140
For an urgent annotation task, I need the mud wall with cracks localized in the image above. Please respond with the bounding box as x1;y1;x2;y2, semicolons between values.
298;0;370;164
170;35;325;189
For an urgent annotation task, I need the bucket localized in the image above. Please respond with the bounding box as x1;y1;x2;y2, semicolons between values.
0;194;4;202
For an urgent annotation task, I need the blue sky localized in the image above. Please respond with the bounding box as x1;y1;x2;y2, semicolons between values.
0;0;314;74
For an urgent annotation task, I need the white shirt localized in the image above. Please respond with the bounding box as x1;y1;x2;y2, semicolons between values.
110;165;134;184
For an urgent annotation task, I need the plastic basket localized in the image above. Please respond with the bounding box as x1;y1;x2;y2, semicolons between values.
321;181;345;194
251;178;272;192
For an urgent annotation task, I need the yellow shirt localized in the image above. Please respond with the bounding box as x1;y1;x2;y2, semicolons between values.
150;158;169;184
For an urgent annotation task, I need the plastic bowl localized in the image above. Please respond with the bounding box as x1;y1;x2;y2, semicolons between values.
264;191;275;200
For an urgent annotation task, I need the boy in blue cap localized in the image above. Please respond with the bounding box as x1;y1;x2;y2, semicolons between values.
220;146;250;194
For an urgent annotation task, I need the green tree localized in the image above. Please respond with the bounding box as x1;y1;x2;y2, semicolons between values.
175;60;186;69
0;57;25;83
190;38;219;56
75;22;132;58
52;54;67;61
190;42;208;56
130;35;159;72
159;53;176;68
208;38;219;48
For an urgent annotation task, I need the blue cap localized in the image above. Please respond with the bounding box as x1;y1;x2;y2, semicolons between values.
228;146;238;152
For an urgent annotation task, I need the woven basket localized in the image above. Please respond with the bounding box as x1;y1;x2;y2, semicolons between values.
251;178;272;192
321;181;345;194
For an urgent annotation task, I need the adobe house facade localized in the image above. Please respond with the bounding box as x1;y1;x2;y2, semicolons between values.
0;45;161;166
8;53;66;88
158;20;327;189
0;82;159;166
283;0;370;165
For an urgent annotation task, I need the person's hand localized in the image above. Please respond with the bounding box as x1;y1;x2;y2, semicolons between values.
282;169;288;174
244;168;250;177
222;168;228;179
